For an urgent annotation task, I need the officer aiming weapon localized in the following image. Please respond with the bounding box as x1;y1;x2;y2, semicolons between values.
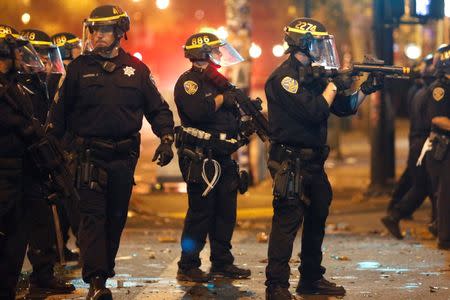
203;64;270;142
299;55;411;82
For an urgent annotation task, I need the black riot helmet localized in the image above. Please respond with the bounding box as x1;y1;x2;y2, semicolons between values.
436;44;450;76
51;32;82;61
0;24;45;74
284;18;340;69
82;5;130;58
21;29;65;75
183;32;244;68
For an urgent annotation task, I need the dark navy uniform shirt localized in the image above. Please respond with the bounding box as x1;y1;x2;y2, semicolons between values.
265;55;357;148
428;77;450;135
48;48;174;140
174;66;240;137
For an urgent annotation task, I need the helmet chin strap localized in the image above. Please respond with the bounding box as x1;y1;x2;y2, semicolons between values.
91;37;120;59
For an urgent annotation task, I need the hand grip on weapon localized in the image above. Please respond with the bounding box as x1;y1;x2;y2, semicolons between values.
331;72;354;92
152;134;174;166
360;72;384;95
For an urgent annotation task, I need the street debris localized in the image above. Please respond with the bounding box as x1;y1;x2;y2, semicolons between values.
158;236;177;243
331;255;350;261
256;232;268;243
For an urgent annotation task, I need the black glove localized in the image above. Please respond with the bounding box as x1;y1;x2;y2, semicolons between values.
360;72;384;95
152;135;174;166
332;74;353;92
223;90;237;109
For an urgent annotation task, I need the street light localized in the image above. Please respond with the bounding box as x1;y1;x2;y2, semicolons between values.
249;43;262;59
21;13;31;25
405;43;422;60
156;0;169;10
216;26;228;40
272;44;285;57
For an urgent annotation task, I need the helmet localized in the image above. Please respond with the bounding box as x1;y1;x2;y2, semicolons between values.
436;44;450;75
0;24;45;74
51;32;82;61
183;32;244;68
82;5;130;57
284;18;340;69
21;29;65;75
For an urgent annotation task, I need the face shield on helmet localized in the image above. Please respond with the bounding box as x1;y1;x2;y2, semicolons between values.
34;45;65;75
308;35;340;69
1;36;45;74
208;41;244;67
81;6;130;58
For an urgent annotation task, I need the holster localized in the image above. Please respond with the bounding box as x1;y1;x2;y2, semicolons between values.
433;134;449;161
179;147;204;184
75;149;108;193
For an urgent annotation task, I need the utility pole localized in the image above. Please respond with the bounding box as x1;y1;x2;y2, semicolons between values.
366;0;396;196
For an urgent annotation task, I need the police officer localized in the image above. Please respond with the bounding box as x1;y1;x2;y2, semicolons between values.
174;32;251;282
18;28;76;293
51;32;82;66
0;24;47;299
382;55;436;239
426;44;450;250
264;18;383;299
47;5;175;299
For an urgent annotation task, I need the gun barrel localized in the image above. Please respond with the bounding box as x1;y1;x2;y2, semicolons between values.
352;64;411;75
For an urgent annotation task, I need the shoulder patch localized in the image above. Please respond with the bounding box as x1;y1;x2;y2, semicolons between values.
281;76;299;94
432;87;445;102
183;80;198;95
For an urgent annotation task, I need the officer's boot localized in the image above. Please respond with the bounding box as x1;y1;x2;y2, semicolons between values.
296;277;346;296
265;286;293;300
210;264;251;279
86;276;112;300
29;276;75;294
176;267;210;283
381;212;403;239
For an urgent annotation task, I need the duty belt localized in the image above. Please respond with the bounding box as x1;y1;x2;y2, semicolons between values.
74;133;140;154
269;143;330;163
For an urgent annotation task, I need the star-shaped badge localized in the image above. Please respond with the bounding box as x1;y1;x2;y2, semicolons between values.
123;66;135;77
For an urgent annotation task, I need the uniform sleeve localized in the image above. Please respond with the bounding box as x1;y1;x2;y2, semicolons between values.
174;75;217;123
428;84;449;119
330;93;358;117
141;66;174;137
267;73;330;125
46;64;77;139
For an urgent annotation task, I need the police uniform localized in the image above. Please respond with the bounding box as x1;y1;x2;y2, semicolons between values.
382;80;436;238
426;76;450;249
175;66;240;271
264;18;384;299
48;44;174;284
174;32;251;282
0;72;35;299
265;53;357;290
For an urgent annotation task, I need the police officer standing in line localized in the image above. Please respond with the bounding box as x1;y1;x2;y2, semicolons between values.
52;32;82;66
47;5;175;299
174;32;251;282
264;18;384;299
0;24;47;299
18;28;75;294
425;44;450;250
381;55;436;239
51;31;83;262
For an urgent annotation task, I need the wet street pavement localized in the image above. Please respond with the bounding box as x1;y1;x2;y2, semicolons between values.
18;206;450;299
17;122;450;299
